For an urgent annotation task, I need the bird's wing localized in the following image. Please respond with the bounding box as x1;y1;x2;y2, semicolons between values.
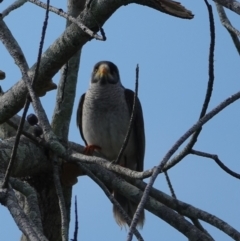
124;89;145;171
76;93;88;146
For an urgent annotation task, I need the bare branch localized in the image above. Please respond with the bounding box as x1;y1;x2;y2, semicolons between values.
127;89;240;240
6;118;38;142
10;178;43;231
164;172;213;239
0;19;32;188
28;0;105;40
1;101;31;188
2;119;155;182
87;163;214;241
1;135;239;240
74;161;144;241
0;113;35;140
31;0;50;89
0;0;51;187
70;152;154;179
138;0;193;19
1;0;27;18
0;0;193;125
161;0;216;171
216;3;240;36
164;171;176;198
71;196;78;241
135;180;240;240
10;178;48;241
213;0;240;15
52;155;68;241
215;3;240;55
0;179;41;241
190;149;240;179
0;14;67;162
51;0;83;142
114;64;139;164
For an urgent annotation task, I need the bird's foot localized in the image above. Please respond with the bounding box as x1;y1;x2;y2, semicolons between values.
83;144;101;155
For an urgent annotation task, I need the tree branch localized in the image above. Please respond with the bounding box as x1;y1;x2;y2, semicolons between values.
215;3;240;55
87;163;214;241
51;0;84;143
1;135;239;240
0;177;43;241
127;89;240;240
114;64;139;165
52;155;68;241
71;196;78;241
190;149;240;179
135;180;240;240
213;0;240;15
162;0;215;171
77;161;144;241
10;178;43;232
28;0;105;40
0;0;193;125
1;0;27;18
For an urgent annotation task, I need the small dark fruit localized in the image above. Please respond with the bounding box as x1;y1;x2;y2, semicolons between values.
27;113;38;125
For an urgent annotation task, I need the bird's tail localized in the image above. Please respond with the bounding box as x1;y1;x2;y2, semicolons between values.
113;192;145;228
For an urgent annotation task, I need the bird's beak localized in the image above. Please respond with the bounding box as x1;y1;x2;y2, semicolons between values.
97;64;110;77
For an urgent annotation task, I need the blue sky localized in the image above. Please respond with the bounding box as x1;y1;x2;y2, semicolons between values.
0;0;240;240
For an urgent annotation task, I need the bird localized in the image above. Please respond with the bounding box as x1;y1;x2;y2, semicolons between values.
77;61;145;228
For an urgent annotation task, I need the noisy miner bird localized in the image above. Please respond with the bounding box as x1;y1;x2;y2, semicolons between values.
77;61;145;227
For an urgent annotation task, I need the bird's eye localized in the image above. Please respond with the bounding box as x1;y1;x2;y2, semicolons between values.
93;67;98;73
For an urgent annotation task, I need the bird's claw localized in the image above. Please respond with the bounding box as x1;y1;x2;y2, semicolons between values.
83;144;101;155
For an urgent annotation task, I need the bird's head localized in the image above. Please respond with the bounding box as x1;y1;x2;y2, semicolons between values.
91;61;121;86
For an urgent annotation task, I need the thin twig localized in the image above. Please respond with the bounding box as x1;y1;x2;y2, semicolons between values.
114;64;139;164
162;0;215;171
164;171;176;199
88;163;214;241
2;101;30;188
0;0;50;188
75;162;144;241
0;2;59;141
126;90;240;240
71;196;78;241
0;18;31;188
28;0;105;40
71;153;155;179
190;149;240;179
86;10;107;41
183;5;216;237
7;115;240;185
164;172;213;239
6;119;39;143
31;0;49;89
215;3;240;36
213;0;240;15
7;118;154;180
215;3;240;55
1;0;27;18
0;180;41;240
199;0;215;120
186;0;215;145
190;218;214;240
127;4;216;238
134;180;239;240
10;178;48;240
52;155;68;241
